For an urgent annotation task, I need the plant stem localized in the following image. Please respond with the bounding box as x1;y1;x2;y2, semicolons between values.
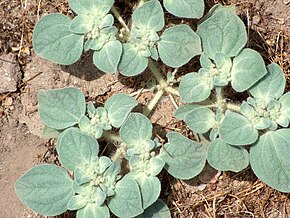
102;131;123;143
143;89;164;116
226;103;241;112
148;59;168;88
111;6;130;33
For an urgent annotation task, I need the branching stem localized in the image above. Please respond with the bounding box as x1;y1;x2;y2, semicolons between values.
143;89;164;116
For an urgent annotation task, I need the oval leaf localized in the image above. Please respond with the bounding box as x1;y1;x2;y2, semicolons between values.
76;203;110;218
179;72;211;103
160;132;207;179
93;40;122;73
158;24;201;68
105;93;138;128
196;7;247;59
118;43;148;76
207;139;249;172
174;104;201;120
120;113;152;146
219;110;259;146
185;107;216;133
15;164;74;216
108;178;143;217
57;128;99;171
33;13;84;65
38;87;86;130
163;0;204;19
133;0;164;31
68;0;114;15
250;129;290;192
67;195;87;210
231;48;267;92
279;92;290;120
137;199;171;218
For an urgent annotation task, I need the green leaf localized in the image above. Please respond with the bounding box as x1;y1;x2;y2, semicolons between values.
179;72;211;103
33;14;84;65
250;63;286;101
93;40;122;73
137;199;171;218
160;132;207;179
118;43;148;76
38;87;86;130
132;0;164;31
43;126;61;139
68;0;114;15
207;139;249;172
57;128;99;171
15;164;74;216
174;104;201;120
196;7;247;59
69;14;94;34
77;203;110;218
219;110;259;146
67;195;87;210
129;173;161;209
280;92;290;120
108;178;143;217
250;129;290;192
120;113;152;146
185;107;216;133
158;24;202;68
163;0;204;19
231;48;267;92
105;94;138;128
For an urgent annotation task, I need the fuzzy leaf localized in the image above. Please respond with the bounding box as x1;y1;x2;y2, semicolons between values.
158;24;201;68
219;110;259;146
137;199;171;218
67;195;87;210
33;14;84;65
43;126;61;139
15;164;74;216
93;40;122;73
163;0;204;19
38;87;86;130
185;107;216;133
108;178;143;217
68;0;114;15
120;113;152;146
231;48;267;92
57;128;99;171
196;7;247;59
207;139;249;172
250;63;286;100
250;129;290;192
174;104;201;120
132;0;164;31
160;132;207;179
105;94;138;128
76;203;110;218
69;14;94;34
179;72;211;103
118;43;148;76
280;92;290;120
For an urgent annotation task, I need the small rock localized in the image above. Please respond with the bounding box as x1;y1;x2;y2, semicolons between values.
0;53;21;94
2;97;13;106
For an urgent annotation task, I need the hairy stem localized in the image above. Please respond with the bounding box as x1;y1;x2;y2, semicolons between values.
143;89;164;116
111;6;130;32
148;59;168;88
226;103;241;112
102;130;123;143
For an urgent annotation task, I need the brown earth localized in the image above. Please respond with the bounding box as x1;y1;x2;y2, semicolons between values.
0;0;290;217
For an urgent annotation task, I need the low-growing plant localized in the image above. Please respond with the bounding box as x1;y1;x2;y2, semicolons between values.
15;0;290;217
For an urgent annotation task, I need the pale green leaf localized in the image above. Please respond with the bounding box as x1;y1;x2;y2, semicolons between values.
118;43;148;76
250;63;286;101
38;87;86;130
133;0;164;31
174;104;201;120
105;93;138;128
33;14;84;65
57;128;99;171
67;195;87;210
68;0;114;15
70;14;94;34
15;164;74;216
163;0;204;19
179;72;211;103
280;92;290;120
120;113;152;146
196;7;247;59
108;178;143;217
93;40;122;73
43;126;61;139
77;203;110;218
207;139;249;172
137;199;171;218
185;107;216;133
219;110;259;146
160;132;207;179
231;48;267;92
158;24;202;68
250;129;290;192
